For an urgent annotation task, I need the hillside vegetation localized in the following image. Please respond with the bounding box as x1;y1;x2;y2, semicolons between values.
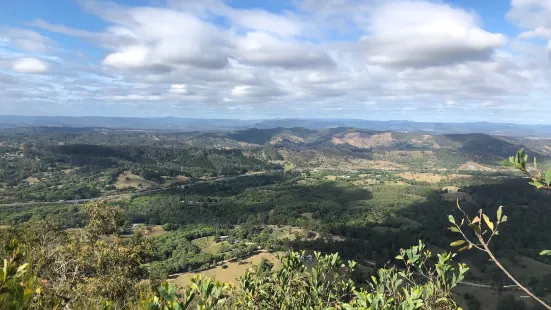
2;127;551;309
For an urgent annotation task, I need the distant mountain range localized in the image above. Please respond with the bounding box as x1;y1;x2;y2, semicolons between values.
0;115;550;137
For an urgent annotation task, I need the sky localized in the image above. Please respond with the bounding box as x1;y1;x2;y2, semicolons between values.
0;0;550;123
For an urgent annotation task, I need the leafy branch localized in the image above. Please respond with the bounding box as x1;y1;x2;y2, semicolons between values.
501;148;551;256
449;200;550;309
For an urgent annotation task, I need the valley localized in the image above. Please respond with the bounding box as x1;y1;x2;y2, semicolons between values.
2;126;551;309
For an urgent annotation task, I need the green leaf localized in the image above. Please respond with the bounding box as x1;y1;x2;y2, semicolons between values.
497;206;503;222
540;250;551;256
468;223;481;234
534;156;537;170
501;215;508;223
500;160;515;167
545;169;551;186
528;181;544;188
457;245;470;252
449;226;460;233
450;240;466;247
482;214;494;231
448;215;455;224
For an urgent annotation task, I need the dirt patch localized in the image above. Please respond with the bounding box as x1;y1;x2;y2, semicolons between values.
163;175;190;185
25;177;40;184
115;172;156;189
459;161;494;171
398;172;444;183
170;252;281;285
269;134;305;145
325;175;337;181
332;132;394;149
267;225;308;241
442;186;460;193
132;225;167;237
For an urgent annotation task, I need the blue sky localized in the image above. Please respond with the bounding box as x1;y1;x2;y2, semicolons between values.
1;0;550;123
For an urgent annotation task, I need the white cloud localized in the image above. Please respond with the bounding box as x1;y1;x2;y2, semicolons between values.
2;0;550;122
169;84;188;95
360;1;507;68
11;58;50;73
231;85;251;97
103;46;149;70
0;27;56;52
507;0;551;29
111;94;162;101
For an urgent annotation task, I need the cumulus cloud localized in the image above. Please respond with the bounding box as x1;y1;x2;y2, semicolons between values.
1;0;550;122
360;1;507;68
169;84;188;95
11;58;50;73
0;27;55;52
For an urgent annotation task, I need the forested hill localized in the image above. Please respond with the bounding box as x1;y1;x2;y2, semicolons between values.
2;115;551;137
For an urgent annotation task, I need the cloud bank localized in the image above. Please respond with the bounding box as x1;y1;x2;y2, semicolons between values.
0;0;550;123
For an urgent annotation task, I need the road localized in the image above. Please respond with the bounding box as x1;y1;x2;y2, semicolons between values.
0;172;264;207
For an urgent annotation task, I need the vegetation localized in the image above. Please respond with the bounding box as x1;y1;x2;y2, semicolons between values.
3;127;551;308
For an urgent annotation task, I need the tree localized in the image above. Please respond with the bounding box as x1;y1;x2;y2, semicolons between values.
446;149;551;309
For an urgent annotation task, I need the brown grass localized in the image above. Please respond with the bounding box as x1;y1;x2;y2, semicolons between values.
162;175;190;185
332;132;394;149
442;186;460;193
25;177;40;184
170;252;281;285
115;172;155;189
397;172;444;183
269;134;305;145
459;161;494;171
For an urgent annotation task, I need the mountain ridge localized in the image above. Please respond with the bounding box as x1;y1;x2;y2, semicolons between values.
1;115;550;137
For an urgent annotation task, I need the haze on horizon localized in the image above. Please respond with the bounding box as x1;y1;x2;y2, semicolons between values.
1;0;550;123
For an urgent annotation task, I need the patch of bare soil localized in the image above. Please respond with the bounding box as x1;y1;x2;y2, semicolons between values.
269;134;305;145
332;132;394;149
458;161;494;171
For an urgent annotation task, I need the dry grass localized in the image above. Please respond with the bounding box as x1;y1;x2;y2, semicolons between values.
191;236;227;254
25;177;40;184
332;132;394;149
170;252;281;285
442;186;460;193
269;134;305;145
267;225;308;240
133;225;167;237
115;172;156;189
397;172;445;183
459;161;495;171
